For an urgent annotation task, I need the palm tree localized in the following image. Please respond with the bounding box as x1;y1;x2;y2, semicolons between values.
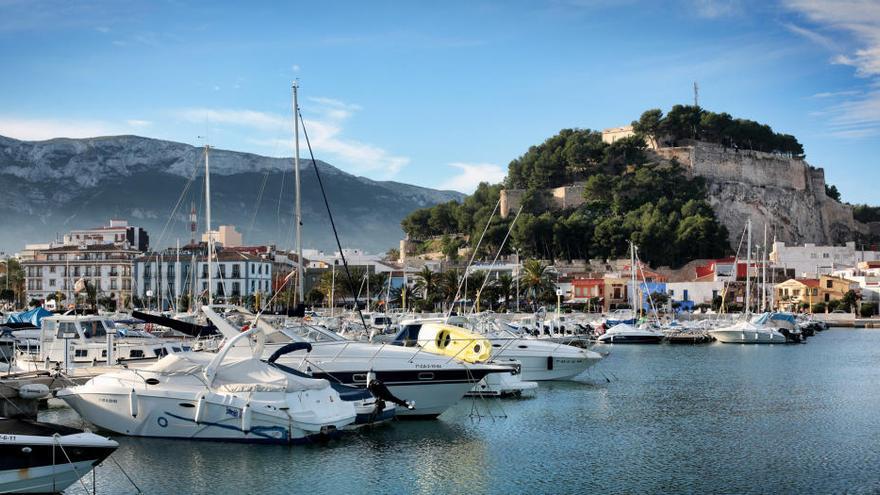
414;266;440;312
497;273;514;310
440;270;461;310
520;260;554;309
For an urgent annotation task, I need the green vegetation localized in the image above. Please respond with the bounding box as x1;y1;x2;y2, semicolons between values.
633;105;805;158
402;122;730;266
853;204;880;223
825;184;842;202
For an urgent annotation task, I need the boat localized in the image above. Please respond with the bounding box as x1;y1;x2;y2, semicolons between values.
0;417;117;494
707;320;788;344
14;314;190;373
209;307;512;418
57;326;369;443
597;323;665;344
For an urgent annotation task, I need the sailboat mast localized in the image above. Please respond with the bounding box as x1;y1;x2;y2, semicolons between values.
293;81;304;304
762;222;768;312
745;219;752;315
630;242;636;314
205;145;213;306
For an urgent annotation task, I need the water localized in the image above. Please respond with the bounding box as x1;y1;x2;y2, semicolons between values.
45;328;880;494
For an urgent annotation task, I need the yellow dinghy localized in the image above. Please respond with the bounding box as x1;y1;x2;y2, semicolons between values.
417;323;492;364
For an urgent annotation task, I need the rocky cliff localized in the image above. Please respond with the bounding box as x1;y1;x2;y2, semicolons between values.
0;135;463;254
655;142;867;246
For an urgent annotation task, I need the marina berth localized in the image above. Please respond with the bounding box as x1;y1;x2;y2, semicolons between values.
596;323;665;344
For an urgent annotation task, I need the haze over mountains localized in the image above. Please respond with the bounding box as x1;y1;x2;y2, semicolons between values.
0;135;463;255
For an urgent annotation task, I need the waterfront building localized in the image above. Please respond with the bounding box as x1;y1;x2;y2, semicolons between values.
22;244;139;305
774;275;860;311
769;241;880;278
666;281;726;311
134;246;274;309
64;219;149;252
833;262;880;303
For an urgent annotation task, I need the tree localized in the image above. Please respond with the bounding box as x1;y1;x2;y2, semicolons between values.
632;108;663;149
649;291;669;310
519;260;554;309
825;184;842;202
414;267;440;310
841;289;860;312
496;273;514;310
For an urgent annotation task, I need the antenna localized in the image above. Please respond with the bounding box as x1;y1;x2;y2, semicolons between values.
693;81;699;107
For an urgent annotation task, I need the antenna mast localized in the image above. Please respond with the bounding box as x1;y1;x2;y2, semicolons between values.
293;81;304;304
693;81;699;107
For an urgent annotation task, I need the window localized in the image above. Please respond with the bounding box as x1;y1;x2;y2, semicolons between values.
251;280;255;292
683;290;689;301
110;279;117;290
123;279;131;290
144;265;151;278
826;280;833;289
793;289;800;297
167;264;174;277
232;264;241;278
202;282;207;292
201;265;208;278
823;253;830;259
824;294;830;302
49;265;56;273
251;264;255;275
217;282;225;296
812;288;818;296
49;279;55;287
75;349;88;358
232;282;240;296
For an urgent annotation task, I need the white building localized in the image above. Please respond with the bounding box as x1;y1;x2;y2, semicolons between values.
63;219;149;252
22;244;139;304
832;261;880;304
666;281;726;308
134;249;274;307
303;248;400;273
769;241;880;278
202;225;242;248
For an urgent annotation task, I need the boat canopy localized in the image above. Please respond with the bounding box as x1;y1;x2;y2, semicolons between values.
6;307;53;327
145;352;329;393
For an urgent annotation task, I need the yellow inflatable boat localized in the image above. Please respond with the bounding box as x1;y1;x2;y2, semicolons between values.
417;322;492;363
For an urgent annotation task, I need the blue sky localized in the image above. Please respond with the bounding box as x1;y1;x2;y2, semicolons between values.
0;0;878;203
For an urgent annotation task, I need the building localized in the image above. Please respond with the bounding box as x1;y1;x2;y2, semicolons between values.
64;219;149;252
833;262;880;303
22;244;139;304
774;275;859;311
666;281;726;311
769;241;880;278
601;125;636;145
499;183;587;219
202;225;242;248
134;247;274;308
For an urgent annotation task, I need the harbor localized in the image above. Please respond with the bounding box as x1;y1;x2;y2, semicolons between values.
27;327;880;494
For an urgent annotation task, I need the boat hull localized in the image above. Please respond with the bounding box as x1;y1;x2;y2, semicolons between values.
597;334;664;344
0;433;116;494
708;329;787;344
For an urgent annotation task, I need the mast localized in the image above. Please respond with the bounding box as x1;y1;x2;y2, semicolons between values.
630;241;636;315
761;222;768;312
745;218;752;315
175;238;180;309
205;144;213;306
293;81;304;304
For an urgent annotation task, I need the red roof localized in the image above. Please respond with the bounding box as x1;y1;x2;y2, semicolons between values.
796;278;820;288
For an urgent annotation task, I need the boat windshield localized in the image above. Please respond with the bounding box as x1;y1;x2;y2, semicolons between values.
80;320;106;339
281;323;346;343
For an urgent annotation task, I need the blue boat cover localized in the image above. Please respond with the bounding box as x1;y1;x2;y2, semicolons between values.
6;307;53;327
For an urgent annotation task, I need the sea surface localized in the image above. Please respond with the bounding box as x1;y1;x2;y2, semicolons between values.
44;328;880;494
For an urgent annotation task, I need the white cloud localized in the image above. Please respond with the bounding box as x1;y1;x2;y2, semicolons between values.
439;162;506;193
783;22;838;50
0;116;119;140
179;97;409;177
810;90;861;98
126;119;152;128
784;0;880;137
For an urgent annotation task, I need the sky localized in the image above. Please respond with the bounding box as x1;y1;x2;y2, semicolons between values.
0;0;878;203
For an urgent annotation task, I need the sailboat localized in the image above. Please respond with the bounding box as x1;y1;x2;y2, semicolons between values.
709;219;789;344
597;242;664;344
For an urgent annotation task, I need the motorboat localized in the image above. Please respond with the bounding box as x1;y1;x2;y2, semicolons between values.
0;417;117;494
708;313;802;344
57;326;369;443
596;323;665;344
14;314;192;373
207;306;512;419
403;317;601;382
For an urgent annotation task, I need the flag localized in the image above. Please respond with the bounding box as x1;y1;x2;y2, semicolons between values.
74;278;86;293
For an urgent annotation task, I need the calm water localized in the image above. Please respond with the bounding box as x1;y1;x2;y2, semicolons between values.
45;328;880;494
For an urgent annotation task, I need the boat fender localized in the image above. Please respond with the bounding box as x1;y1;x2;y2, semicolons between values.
194;394;207;424
367;378;415;410
129;389;139;418
366;370;376;387
241;403;252;433
18;383;50;400
546;356;554;371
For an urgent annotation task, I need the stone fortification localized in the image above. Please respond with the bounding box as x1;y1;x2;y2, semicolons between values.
655;142;865;246
499;141;869;246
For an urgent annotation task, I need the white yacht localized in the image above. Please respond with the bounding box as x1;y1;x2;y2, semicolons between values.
14;314;191;372
596;323;665;344
208;307;513;418
57;326;367;443
417;317;603;381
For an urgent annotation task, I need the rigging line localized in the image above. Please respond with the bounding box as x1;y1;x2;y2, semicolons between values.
153;153;202;252
246;169;272;241
297;109;369;332
446;197;501;318
470;205;523;315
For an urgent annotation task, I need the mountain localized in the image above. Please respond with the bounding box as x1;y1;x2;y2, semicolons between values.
0;134;464;254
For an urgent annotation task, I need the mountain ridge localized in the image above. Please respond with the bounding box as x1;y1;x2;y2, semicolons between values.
0;134;463;254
